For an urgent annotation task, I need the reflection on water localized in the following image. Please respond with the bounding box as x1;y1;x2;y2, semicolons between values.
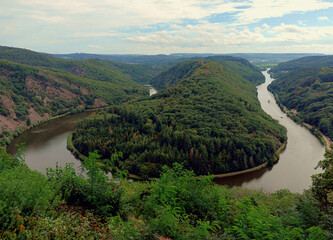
7;111;93;173
7;75;325;192
215;70;325;193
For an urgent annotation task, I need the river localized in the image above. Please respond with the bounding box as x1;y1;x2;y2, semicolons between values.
216;70;325;192
8;75;325;192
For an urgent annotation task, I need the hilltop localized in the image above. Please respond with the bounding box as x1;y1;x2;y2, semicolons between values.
72;59;286;178
150;56;264;89
270;55;333;78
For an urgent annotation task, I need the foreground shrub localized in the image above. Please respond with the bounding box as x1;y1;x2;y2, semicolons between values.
0;166;60;230
47;151;123;216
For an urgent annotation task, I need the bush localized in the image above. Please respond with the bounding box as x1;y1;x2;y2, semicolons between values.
0;166;60;229
142;163;229;238
47;151;123;216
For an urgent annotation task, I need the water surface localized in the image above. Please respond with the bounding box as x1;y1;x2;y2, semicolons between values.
216;70;325;192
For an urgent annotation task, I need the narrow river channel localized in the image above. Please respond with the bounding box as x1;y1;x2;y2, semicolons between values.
8;73;325;192
216;70;325;192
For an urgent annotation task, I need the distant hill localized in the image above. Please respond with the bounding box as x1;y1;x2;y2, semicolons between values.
270;55;333;78
72;60;286;178
151;56;264;89
0;46;164;83
51;51;322;66
268;67;333;139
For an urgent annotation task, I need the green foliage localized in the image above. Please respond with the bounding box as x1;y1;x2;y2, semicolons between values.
151;56;265;89
269;67;333;139
270;55;333;78
140;164;225;239
47;153;123;216
0;167;60;230
73;60;286;178
226;197;286;239
311;148;333;209
0;147;20;171
0;148;331;239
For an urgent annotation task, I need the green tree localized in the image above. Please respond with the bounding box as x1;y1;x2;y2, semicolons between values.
312;146;333;209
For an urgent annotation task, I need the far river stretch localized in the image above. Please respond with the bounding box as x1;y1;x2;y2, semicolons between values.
8;72;325;192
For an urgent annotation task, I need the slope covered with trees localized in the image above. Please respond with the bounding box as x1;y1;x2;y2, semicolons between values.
72;60;286;178
151;56;264;89
0;59;147;145
270;55;333;78
0;46;163;84
268;67;333;140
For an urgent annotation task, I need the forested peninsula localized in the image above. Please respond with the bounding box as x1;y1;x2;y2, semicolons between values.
72;59;286;178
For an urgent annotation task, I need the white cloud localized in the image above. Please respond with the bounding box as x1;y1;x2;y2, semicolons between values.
318;16;329;20
235;0;333;25
89;45;101;49
1;0;333;54
29;15;64;23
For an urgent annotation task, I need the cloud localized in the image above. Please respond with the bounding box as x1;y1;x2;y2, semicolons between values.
318;16;329;20
1;0;333;54
235;0;333;25
29;14;64;23
89;45;101;49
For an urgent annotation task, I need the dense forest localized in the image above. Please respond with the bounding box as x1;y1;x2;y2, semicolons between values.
0;145;332;239
151;56;264;90
270;55;333;78
269;67;333;140
72;59;286;178
0;58;148;146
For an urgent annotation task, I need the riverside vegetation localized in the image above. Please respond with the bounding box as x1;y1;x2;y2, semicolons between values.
269;56;333;140
0;46;165;146
0;145;332;239
72;59;286;179
1;46;332;238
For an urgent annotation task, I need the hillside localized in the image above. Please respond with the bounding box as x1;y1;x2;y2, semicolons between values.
0;46;163;84
52;52;322;66
268;67;333;140
204;56;265;84
72;60;286;178
151;56;264;89
0;59;147;145
270;55;333;78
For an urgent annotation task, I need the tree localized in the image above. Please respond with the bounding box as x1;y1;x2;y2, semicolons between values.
311;146;333;209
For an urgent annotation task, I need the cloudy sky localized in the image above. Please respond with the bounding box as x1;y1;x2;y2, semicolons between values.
1;0;333;54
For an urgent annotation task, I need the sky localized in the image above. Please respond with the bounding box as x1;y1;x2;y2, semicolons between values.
1;0;333;54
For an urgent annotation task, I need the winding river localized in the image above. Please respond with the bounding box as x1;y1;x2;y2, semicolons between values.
216;70;325;192
8;72;325;192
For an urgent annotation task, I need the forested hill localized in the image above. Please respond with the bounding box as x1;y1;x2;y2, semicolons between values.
151;56;264;89
270;55;333;78
204;56;264;84
268;67;333;140
72;60;286;178
0;59;147;145
0;46;164;83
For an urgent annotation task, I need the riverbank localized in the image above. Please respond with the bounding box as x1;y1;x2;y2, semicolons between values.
210;141;287;179
271;89;332;150
68;131;287;181
67;133;143;180
2;105;113;149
